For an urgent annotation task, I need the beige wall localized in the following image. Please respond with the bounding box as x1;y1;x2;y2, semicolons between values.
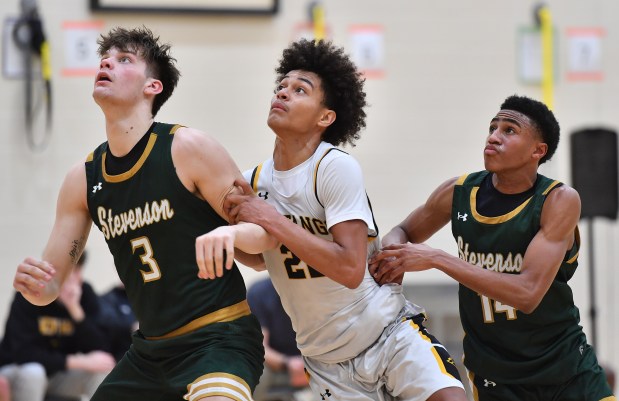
1;0;617;379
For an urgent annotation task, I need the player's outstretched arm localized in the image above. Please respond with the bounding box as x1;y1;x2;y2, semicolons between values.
14;161;92;306
372;183;580;314
369;177;456;283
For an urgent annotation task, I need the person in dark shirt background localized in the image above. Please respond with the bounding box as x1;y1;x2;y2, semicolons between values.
0;250;115;401
97;282;137;362
247;277;310;401
0;376;9;401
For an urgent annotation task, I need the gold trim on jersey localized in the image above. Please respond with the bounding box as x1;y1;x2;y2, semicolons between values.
566;251;579;264
469;177;563;225
467;371;480;401
251;163;263;193
313;147;337;203
145;300;250;340
169;124;182;134
455;174;469;186
102;133;158;183
542;180;561;195
86;152;94;162
566;226;581;264
470;186;533;224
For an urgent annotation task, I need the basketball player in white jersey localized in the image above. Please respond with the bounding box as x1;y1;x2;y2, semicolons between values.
196;39;467;401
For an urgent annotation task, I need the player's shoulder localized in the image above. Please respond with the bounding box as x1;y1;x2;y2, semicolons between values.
68;157;89;181
173;126;233;162
173;126;210;147
438;175;467;195
544;181;580;205
316;143;359;171
454;170;488;186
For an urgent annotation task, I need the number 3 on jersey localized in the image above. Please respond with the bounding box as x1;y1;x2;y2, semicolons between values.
480;294;517;323
131;236;162;282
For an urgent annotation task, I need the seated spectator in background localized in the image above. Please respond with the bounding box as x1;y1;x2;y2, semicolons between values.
97;282;137;362
603;363;616;393
0;375;10;401
0;250;115;401
247;277;310;401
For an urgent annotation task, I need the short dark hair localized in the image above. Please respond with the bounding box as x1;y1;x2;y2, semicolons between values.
500;95;560;164
97;26;180;117
275;39;367;147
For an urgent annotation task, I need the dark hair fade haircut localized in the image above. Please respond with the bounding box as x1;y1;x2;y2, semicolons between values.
275;39;367;147
96;26;181;117
500;94;560;164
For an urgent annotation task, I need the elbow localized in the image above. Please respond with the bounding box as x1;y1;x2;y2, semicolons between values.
344;277;363;289
251;235;279;254
508;277;546;314
518;299;542;315
341;266;365;289
513;292;544;314
235;252;267;271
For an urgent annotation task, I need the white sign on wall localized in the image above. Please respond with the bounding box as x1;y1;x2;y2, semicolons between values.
63;21;104;76
518;27;542;84
349;25;384;79
566;27;604;81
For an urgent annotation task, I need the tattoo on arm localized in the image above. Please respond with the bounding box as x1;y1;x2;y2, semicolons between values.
69;237;86;264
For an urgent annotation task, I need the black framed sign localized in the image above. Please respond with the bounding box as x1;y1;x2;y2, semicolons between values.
90;0;278;15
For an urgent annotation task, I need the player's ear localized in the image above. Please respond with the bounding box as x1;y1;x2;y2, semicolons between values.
532;142;548;161
318;109;336;128
145;78;163;95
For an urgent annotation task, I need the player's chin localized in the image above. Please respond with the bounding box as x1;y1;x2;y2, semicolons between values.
483;158;498;172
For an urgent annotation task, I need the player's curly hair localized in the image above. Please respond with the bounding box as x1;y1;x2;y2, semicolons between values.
97;26;180;117
275;39;367;147
500;95;560;164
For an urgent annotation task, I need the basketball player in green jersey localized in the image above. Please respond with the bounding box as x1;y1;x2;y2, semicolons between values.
12;26;276;401
370;95;616;401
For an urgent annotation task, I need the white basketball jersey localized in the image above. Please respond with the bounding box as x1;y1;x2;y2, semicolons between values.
245;141;405;363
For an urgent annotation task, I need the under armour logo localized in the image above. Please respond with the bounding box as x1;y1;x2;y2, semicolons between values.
483;379;496;388
92;182;102;193
446;357;455;365
258;191;269;200
579;345;584;355
457;212;468;221
320;389;332;399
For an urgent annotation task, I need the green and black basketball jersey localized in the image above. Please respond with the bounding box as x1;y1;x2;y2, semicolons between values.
452;170;586;384
85;122;248;338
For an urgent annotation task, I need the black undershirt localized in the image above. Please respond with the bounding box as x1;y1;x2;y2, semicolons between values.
105;123;156;175
476;173;538;217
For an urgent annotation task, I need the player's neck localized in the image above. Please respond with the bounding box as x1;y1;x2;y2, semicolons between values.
491;169;539;194
105;116;154;157
272;135;321;171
